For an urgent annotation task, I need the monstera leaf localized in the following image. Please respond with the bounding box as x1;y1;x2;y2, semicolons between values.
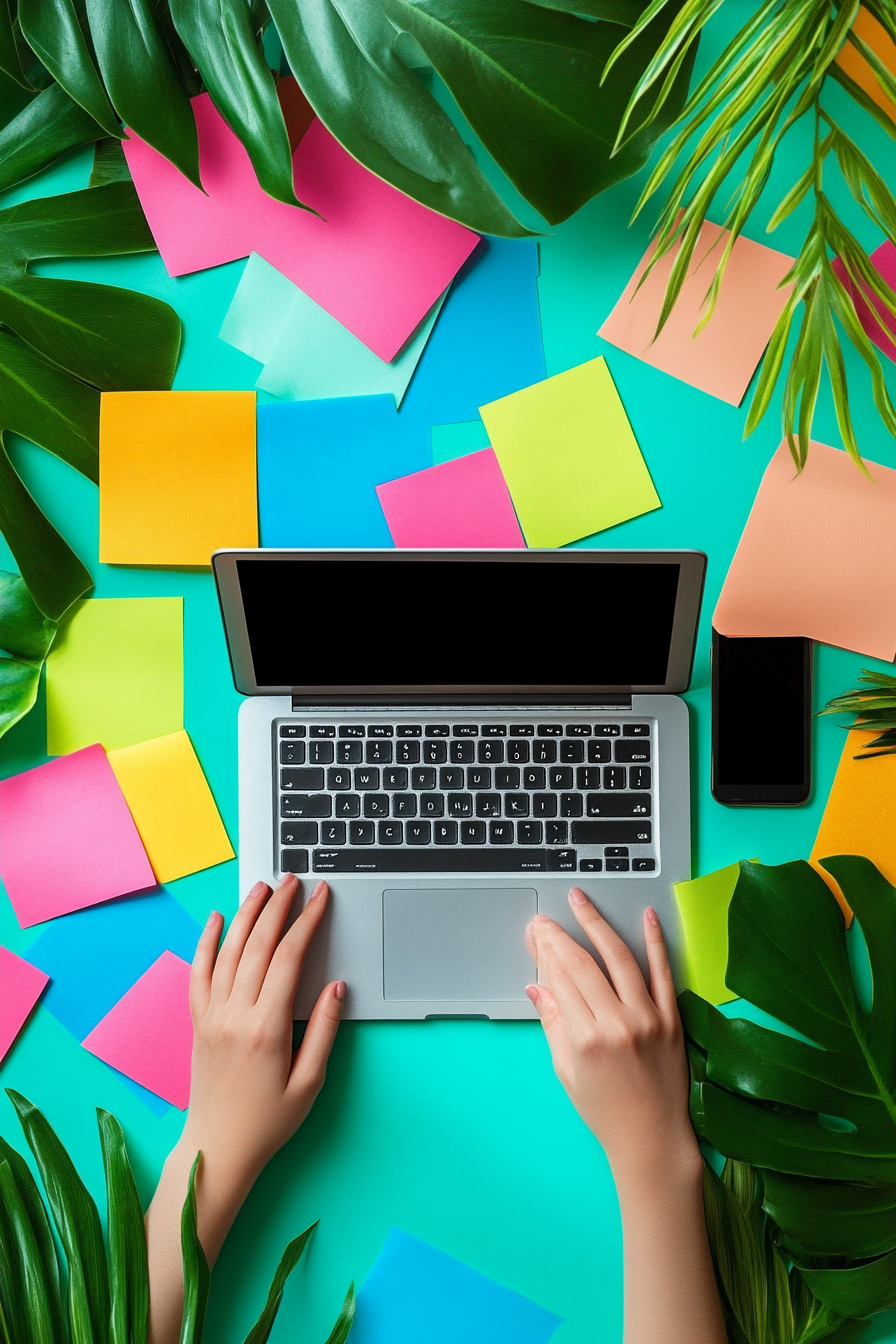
0;570;56;739
0;181;181;620
681;856;896;1321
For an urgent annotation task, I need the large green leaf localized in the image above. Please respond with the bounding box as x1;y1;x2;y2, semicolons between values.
17;0;120;136
0;1134;65;1342
0;81;106;193
0;569;57;738
179;1155;210;1344
0;1157;65;1344
241;1224;316;1344
97;1110;148;1344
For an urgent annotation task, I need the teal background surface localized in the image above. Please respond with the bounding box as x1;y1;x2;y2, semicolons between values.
1;3;894;1339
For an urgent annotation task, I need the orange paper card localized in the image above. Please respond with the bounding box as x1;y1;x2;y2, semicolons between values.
714;441;896;660
811;729;896;916
598;220;793;405
99;391;257;566
836;8;896;123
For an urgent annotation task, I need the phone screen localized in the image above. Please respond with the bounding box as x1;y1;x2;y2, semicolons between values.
711;632;811;805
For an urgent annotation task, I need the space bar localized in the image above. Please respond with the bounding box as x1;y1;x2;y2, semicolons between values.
313;848;547;873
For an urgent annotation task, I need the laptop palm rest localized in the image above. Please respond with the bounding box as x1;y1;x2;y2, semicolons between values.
382;888;537;1003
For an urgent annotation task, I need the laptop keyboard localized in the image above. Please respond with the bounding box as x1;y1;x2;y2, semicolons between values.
275;718;657;877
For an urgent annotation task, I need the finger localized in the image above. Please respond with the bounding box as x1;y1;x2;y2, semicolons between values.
568;888;652;1008
643;906;678;1022
525;981;575;1083
259;881;332;1013
190;911;223;1020
210;879;272;1001
527;915;604;1042
288;979;345;1106
530;911;619;1019
229;874;301;1006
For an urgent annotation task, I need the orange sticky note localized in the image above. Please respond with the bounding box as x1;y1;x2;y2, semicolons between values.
598;220;793;405
99;391;257;566
107;730;234;884
811;729;896;917
836;8;896;122
714;441;896;660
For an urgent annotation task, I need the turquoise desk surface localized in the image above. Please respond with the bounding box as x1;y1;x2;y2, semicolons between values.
2;16;895;1343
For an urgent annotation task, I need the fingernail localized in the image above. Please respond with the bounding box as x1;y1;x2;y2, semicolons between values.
334;980;346;1001
568;887;588;906
645;906;659;927
204;910;219;928
248;881;265;899
278;872;298;887
525;984;540;1004
307;881;327;902
532;912;551;924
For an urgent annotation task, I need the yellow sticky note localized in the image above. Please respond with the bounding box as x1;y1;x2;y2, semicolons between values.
673;860;758;1005
107;730;234;884
479;357;661;548
99;391;258;566
836;8;896;123
46;598;183;755
811;729;896;918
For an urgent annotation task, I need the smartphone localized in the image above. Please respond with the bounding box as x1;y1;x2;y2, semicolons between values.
711;630;812;806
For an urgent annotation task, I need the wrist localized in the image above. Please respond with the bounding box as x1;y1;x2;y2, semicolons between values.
608;1127;704;1200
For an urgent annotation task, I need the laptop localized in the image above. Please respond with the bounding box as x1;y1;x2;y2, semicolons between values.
213;548;706;1020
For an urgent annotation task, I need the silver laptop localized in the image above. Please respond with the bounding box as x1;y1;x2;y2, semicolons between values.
213;548;706;1020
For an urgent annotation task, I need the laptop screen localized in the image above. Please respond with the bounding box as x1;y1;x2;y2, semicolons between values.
232;555;688;694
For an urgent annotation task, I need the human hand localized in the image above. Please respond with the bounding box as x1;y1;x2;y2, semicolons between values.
525;891;699;1189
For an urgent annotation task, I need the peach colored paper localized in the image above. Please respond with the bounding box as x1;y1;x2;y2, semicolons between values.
714;440;896;659
82;951;193;1109
598;221;794;405
122;94;478;362
0;947;49;1060
376;449;525;549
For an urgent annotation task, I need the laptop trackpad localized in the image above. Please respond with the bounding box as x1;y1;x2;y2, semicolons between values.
383;887;537;1002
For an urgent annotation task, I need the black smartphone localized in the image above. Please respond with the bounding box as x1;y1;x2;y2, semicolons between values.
711;630;812;806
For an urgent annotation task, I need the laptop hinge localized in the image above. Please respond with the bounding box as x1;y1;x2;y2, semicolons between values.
290;694;634;711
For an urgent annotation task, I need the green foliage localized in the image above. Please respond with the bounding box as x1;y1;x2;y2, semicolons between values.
611;0;896;469
682;856;896;1328
0;569;56;739
821;669;896;757
0;1091;354;1344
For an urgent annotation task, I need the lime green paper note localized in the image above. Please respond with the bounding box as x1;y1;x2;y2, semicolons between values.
479;356;660;548
431;420;491;465
46;598;183;755
673;860;758;1005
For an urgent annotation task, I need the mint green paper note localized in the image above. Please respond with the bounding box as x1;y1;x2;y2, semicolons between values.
431;419;491;465
672;858;759;1005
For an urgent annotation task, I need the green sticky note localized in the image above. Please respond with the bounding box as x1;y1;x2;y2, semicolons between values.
480;356;661;548
673;859;758;1005
46;598;183;755
431;420;492;465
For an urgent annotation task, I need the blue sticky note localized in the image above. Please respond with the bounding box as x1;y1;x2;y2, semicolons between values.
257;395;429;548
351;1229;562;1344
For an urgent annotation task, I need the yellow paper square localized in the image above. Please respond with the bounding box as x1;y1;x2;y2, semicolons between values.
107;730;234;884
46;598;183;755
479;357;661;548
99;391;258;566
673;861;756;1005
810;729;896;919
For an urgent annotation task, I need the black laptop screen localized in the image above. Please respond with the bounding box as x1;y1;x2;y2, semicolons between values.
235;557;681;690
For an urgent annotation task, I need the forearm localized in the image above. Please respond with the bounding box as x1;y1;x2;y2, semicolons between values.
614;1143;727;1344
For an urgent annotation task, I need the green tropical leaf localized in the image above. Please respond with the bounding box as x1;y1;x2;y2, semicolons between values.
17;0;120;136
0;80;106;193
322;1284;356;1344
97;1110;149;1344
89;136;132;187
0;64;36;128
0;569;57;737
179;1155;210;1344
795;1250;896;1318
0;1157;64;1344
821;669;896;757
241;1224;316;1344
0;1134;64;1340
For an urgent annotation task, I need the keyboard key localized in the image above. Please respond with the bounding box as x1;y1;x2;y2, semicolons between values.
476;793;501;817
533;793;558;817
587;740;612;763
580;858;603;872
467;766;491;789
396;740;420;764
378;820;403;845
605;846;629;857
439;767;464;789
461;820;486;844
425;724;450;737
407;821;431;845
313;849;548;872
507;740;530;764
518;821;542;844
560;793;583;818
435;821;458;844
495;766;521;789
549;766;573;790
510;723;535;736
339;724;365;738
280;848;309;872
586;794;651;817
327;768;352;791
363;794;390;818
523;766;546;790
607;857;630;872
615;741;651;763
369;724;394;737
572;821;652;844
393;794;417;817
633;858;656;871
281;821;317;845
538;724;563;736
336;741;363;764
282;794;331;818
280;724;305;737
310;725;336;737
577;767;601;789
309;741;334;765
354;767;381;790
490;820;514;844
603;766;627;790
505;793;529;817
566;724;592;736
630;766;652;790
349;821;375;844
420;793;445;817
383;767;409;790
533;739;557;763
367;740;393;764
478;740;504;764
448;793;473;817
397;724;422;737
320;821;346;845
546;848;577;871
595;723;621;736
411;766;436;790
280;741;306;765
335;794;361;817
453;724;478;736
482;724;507;736
624;723;651;736
423;741;448;764
281;767;324;790
546;820;568;845
560;741;584;763
450;740;475;764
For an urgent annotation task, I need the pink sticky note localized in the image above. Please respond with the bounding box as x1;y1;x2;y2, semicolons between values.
376;449;526;549
714;440;896;659
599;220;794;405
0;744;155;928
832;241;896;362
0;947;49;1060
82;951;193;1109
123;94;478;362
